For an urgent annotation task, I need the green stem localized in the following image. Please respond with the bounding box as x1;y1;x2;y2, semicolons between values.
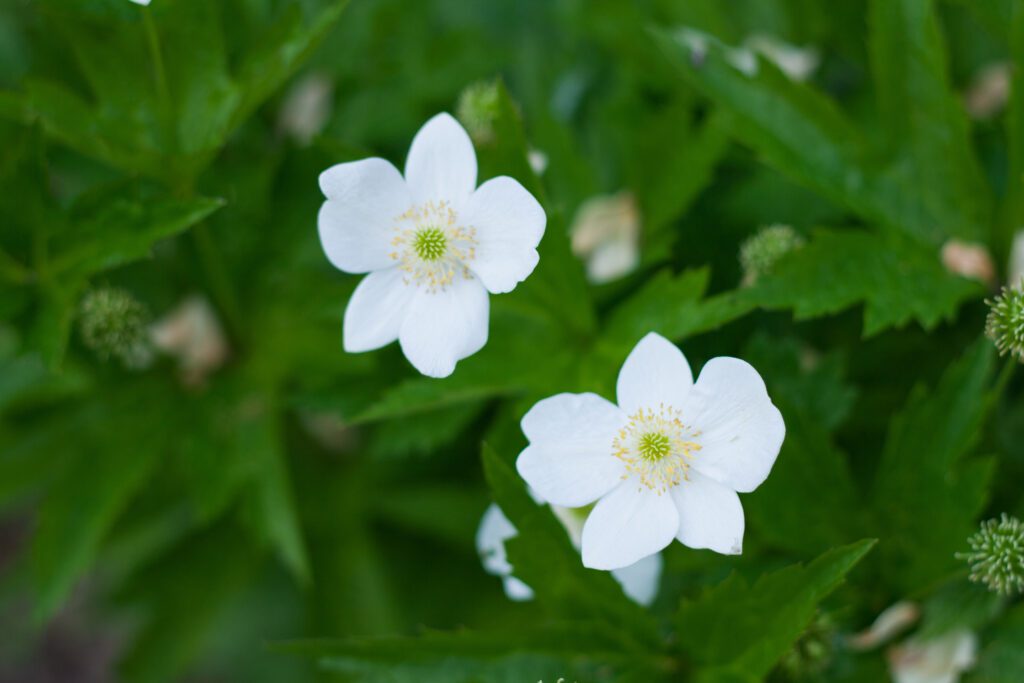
0;247;32;285
193;223;244;343
141;8;176;169
995;355;1017;397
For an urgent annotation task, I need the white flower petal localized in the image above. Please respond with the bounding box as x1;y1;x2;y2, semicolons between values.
318;158;410;273
890;631;977;683
398;276;489;378
503;576;534;601
476;504;516;577
616;332;694;414
684;357;785;493
404;113;477;207
611;552;662;606
669;472;744;555
581;481;679;570
343;268;416;353
516;393;627;508
462;176;546;294
477;505;535;602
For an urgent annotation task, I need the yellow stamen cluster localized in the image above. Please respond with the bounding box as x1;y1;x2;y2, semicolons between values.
613;405;701;493
390;200;477;292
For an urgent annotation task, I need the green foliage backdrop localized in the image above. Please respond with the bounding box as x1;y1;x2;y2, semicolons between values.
0;0;1023;681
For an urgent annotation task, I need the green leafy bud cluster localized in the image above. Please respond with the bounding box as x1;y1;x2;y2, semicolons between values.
985;284;1024;362
957;514;1024;596
739;224;805;283
79;287;151;369
456;81;502;144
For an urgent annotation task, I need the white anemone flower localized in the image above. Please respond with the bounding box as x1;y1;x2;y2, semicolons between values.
476;503;662;606
317;113;546;378
888;630;978;683
516;332;785;570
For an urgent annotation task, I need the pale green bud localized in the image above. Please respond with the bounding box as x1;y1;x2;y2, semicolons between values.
79;287;151;369
957;514;1024;596
739;224;804;284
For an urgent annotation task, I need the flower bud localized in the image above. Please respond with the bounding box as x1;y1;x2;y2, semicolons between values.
957;514;1024;596
78;287;152;369
456;81;501;145
739;224;804;284
985;285;1024;361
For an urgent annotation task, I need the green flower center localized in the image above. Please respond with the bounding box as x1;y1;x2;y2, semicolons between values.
413;227;447;261
638;431;672;462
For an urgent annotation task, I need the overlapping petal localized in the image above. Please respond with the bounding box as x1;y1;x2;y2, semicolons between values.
517;393;627;508
398;276;489;378
670;471;744;555
581;481;679;570
462;176;546;294
683;357;785;493
342;268;417;352
611;552;662;606
318;158;410;273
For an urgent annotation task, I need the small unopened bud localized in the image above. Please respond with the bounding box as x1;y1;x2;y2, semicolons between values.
957;514;1024;596
79;287;152;369
985;285;1024;361
739;224;804;284
941;240;995;286
456;81;502;145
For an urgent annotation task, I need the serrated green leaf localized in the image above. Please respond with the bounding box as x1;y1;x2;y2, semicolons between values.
917;579;1003;640
6;1;349;182
116;521;259;683
280;624;635;683
652;26;982;244
239;400;309;584
746;229;982;336
53;195;224;279
742;337;863;556
872;338;998;593
30;383;166;621
970;605;1024;683
868;0;991;244
675;540;875;678
367;402;486;460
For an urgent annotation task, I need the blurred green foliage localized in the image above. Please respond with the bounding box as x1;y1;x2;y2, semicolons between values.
0;0;1023;681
